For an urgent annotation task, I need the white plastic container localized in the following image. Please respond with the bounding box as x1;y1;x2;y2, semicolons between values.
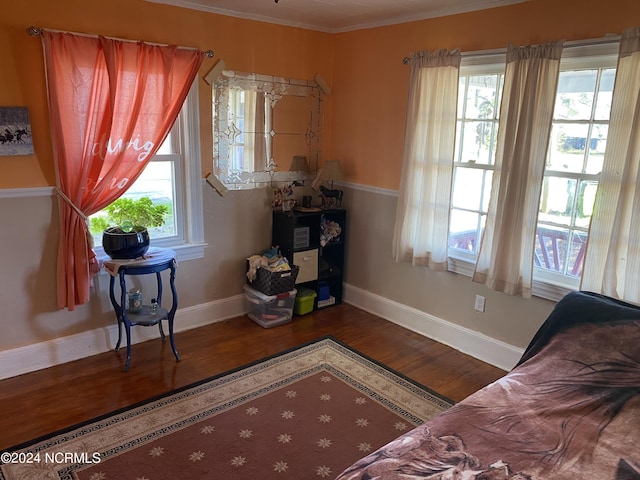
243;284;297;328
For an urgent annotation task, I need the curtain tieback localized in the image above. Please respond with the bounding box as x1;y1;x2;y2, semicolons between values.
55;187;88;223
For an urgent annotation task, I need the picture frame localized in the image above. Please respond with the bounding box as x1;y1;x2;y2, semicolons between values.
0;107;34;156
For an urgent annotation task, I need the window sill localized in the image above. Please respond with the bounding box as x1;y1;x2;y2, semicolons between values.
447;252;576;302
171;242;208;261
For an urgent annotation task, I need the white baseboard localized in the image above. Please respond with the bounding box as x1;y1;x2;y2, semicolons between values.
0;294;246;381
343;283;523;371
0;285;522;380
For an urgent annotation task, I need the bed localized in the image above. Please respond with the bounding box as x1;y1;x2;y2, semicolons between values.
335;291;640;480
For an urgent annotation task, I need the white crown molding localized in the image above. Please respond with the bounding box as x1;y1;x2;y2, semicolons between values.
145;0;531;34
146;0;337;33
331;0;531;33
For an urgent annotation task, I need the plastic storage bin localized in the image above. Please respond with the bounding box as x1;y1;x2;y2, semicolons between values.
244;284;296;328
294;287;317;315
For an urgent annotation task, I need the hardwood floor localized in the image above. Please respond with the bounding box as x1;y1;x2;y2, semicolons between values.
0;303;506;451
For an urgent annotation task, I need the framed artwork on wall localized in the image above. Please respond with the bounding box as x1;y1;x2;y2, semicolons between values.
0;107;34;156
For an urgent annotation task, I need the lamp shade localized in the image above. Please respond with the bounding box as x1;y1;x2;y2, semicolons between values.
288;155;309;173
312;160;344;190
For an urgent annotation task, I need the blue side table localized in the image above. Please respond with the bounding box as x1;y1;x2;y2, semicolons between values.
104;247;180;372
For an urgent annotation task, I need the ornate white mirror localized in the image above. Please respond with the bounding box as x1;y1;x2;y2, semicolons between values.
212;70;323;190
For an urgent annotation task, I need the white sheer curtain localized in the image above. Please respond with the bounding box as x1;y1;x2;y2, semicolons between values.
473;41;564;297
392;49;460;269
581;27;640;302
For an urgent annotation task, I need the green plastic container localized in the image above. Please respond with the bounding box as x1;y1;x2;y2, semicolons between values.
294;287;317;315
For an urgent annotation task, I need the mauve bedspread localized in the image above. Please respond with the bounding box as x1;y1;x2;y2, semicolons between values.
335;291;640;480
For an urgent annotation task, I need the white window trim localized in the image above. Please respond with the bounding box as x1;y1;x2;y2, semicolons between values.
95;80;206;265
447;40;620;302
169;79;206;260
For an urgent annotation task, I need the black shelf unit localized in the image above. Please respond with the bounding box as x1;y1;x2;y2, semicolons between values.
272;208;346;310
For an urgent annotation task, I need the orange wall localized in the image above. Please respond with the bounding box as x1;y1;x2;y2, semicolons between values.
1;0;334;188
3;0;640;190
330;0;640;189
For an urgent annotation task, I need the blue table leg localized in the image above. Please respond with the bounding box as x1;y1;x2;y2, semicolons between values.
119;270;133;372
156;271;166;341
109;275;124;351
124;321;133;372
168;260;181;362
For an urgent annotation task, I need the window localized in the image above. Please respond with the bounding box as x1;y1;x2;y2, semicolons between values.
447;44;619;296
91;81;205;261
449;69;503;260
535;58;616;287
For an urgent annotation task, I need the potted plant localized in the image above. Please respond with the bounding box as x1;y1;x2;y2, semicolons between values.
90;197;169;259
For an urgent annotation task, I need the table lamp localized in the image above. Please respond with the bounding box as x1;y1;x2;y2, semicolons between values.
311;160;344;190
289;155;310;174
312;160;344;208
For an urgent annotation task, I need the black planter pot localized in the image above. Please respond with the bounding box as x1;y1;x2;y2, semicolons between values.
102;226;150;259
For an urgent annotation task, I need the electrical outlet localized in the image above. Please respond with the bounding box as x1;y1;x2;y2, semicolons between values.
474;295;486;312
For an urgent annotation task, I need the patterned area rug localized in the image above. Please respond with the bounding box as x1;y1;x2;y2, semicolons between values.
0;336;453;480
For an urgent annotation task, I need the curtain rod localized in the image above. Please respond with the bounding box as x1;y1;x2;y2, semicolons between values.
26;26;214;58
401;35;622;64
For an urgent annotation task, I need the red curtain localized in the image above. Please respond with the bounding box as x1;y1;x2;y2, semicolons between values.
42;31;204;310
